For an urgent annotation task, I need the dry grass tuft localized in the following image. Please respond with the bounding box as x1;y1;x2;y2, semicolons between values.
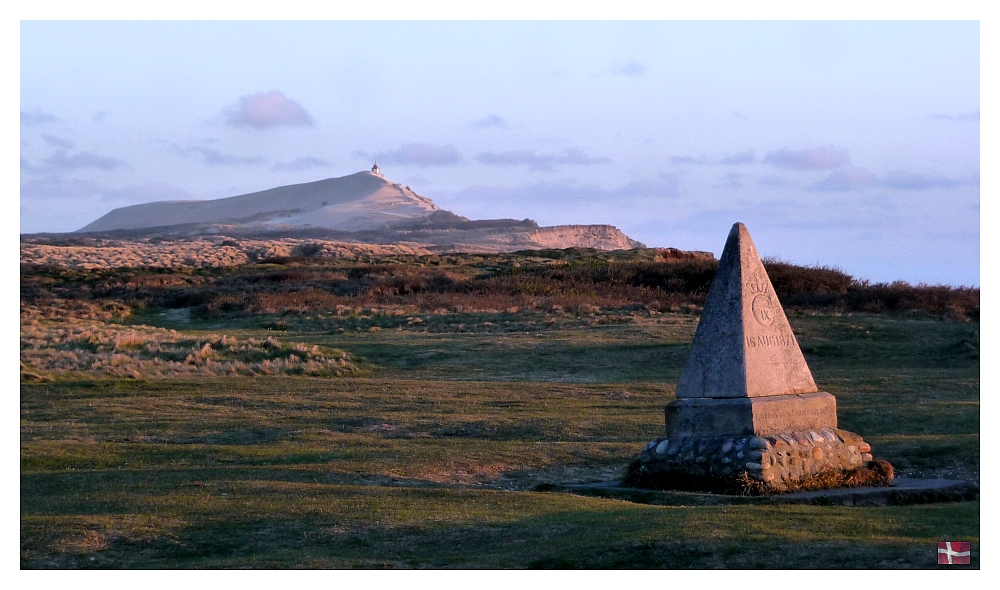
20;305;361;380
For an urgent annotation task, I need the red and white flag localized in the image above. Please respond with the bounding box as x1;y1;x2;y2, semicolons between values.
937;541;971;564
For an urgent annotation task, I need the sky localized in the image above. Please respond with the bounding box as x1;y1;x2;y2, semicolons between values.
19;19;981;286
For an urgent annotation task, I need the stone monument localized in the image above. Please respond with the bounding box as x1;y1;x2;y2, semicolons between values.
629;222;887;492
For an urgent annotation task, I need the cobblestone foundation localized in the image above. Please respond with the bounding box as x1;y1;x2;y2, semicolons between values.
632;427;874;492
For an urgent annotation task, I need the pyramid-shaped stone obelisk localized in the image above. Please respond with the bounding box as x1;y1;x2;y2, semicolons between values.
629;222;880;492
676;222;818;399
664;222;837;437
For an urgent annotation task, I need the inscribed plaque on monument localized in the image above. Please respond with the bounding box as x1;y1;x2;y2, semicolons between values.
675;222;818;399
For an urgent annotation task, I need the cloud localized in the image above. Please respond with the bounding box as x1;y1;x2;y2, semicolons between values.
763;146;850;170
719;151;755;165
92;110;109;123
369;143;461;167
20;158;41;174
450;174;680;205
809;167;979;191
608;60;646;76
878;170;979;190
168;141;266;166
721;172;745;189
929;111;979;122
669;155;705;165
475;148;610;171
21;176;99;200
42;134;75;149
808;167;877;191
224;90;315;129
670;151;755;166
470;115;507;130
273;156;334;172
21;109;58;126
22;150;128;175
40;150;127;172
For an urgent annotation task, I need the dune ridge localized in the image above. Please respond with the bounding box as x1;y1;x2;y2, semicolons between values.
80;171;439;233
73;170;646;253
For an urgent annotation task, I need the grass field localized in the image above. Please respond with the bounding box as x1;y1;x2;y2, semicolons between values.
20;254;979;568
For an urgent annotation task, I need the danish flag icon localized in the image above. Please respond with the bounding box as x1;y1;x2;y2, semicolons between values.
937;541;971;564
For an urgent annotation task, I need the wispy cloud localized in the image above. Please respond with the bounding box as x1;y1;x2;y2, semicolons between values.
475;148;610;171
669;151;755;166
470;115;507;130
20;158;41;174
224;90;315;129
44;150;126;171
721;172;745;189
878;170;979;190
450;174;680;205
42;134;75;149
809;167;979;192
607;60;646;76
669;155;704;165
929;111;979;122
719;151;755;165
365;143;462;167
808;167;877;191
763;146;850;170
167;141;266;166
21;109;58;126
22;150;128;175
21;176;99;199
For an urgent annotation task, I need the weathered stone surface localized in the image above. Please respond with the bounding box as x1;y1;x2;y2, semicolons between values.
665;391;837;437
630;427;877;492
675;222;817;398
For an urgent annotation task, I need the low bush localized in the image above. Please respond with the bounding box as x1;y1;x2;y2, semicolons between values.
20;246;978;320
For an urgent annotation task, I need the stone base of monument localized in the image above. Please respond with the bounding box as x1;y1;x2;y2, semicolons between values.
626;427;889;493
664;392;839;438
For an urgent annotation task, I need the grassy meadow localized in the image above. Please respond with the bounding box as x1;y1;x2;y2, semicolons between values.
20;248;979;568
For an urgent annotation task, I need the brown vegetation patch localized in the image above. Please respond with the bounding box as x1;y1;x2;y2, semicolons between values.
21;236;432;269
20;245;978;321
20;314;360;379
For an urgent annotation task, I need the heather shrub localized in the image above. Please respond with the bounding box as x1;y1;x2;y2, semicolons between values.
20;245;978;320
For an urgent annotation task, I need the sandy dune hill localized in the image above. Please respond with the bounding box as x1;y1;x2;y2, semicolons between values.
80;171;439;233
73;170;647;253
388;224;645;252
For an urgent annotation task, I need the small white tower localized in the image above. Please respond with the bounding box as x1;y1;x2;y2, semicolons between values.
371;161;382;176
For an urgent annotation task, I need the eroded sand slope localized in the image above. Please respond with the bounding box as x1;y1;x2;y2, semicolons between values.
81;172;439;233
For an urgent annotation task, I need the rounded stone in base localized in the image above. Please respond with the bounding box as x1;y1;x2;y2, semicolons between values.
627;428;888;493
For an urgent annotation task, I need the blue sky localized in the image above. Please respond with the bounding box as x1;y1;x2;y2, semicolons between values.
19;20;980;285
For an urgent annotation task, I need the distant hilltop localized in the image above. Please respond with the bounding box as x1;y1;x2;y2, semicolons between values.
80;170;440;233
76;170;646;253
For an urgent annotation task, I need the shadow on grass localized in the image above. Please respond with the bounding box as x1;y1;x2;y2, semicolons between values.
21;467;980;569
